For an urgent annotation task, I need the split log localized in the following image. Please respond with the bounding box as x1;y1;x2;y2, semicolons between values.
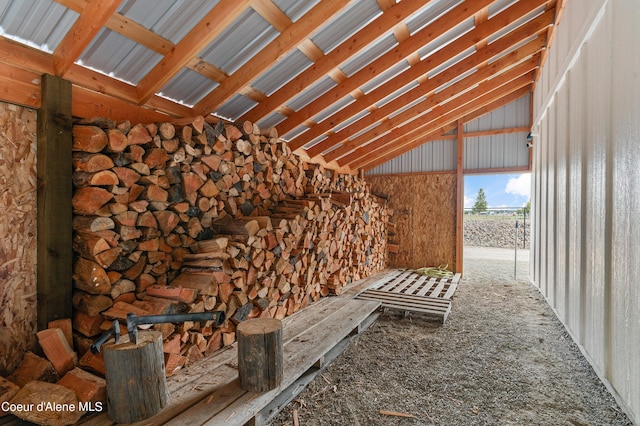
8;381;84;426
7;352;58;387
0;376;19;417
103;330;168;423
57;367;106;404
36;328;77;377
73;125;108;152
72;187;113;214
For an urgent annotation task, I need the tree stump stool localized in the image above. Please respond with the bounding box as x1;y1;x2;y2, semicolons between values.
237;318;283;392
103;330;168;423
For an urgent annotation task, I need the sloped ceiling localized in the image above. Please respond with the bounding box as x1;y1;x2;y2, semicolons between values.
0;0;563;172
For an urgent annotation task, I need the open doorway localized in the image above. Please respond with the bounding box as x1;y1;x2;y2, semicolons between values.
463;173;531;277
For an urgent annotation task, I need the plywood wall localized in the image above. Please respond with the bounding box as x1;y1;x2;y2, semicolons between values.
0;102;37;374
367;173;458;271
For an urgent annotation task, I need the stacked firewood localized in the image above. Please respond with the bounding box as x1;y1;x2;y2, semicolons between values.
68;116;387;376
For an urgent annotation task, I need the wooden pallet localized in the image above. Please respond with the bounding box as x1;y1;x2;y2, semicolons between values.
356;269;461;323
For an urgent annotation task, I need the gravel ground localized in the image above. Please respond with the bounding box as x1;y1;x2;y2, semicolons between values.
464;216;530;249
269;248;631;426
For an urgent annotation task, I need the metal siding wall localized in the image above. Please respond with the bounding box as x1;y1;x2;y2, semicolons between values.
366;138;457;175
555;81;568;321
609;0;640;418
531;0;639;422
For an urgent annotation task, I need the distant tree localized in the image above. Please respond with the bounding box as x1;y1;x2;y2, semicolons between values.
472;188;488;214
517;201;531;215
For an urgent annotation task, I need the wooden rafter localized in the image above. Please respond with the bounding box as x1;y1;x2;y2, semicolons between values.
194;0;351;116
310;10;553;160
365;87;533;172
345;65;537;169
136;0;252;104
354;79;533;171
324;39;546;163
52;0;122;76
239;0;430;124
280;0;497;140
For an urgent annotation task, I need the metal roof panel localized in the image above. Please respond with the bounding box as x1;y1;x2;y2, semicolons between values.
159;68;219;107
251;49;313;96
117;0;218;44
79;28;163;85
272;0;320;22
287;76;337;112
215;94;258;121
406;0;463;36
0;0;77;52
340;33;398;77
311;0;381;54
199;8;279;74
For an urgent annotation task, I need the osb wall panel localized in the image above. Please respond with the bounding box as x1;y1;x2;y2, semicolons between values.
0;103;37;374
367;173;458;271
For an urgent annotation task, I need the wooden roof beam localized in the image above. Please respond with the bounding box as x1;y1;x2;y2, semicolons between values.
53;0;122;76
279;0;496;139
302;5;553;156
315;12;553;159
252;0;293;31
325;42;545;162
194;0;351;116
362;86;532;171
345;65;537;169
238;0;434;124
350;69;535;169
136;0;252;104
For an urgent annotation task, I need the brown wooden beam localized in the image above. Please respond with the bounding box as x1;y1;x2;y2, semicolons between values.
319;28;550;162
342;57;540;168
53;0;122;76
240;0;429;124
37;74;73;329
284;0;545;144
136;0;252;104
194;0;350;116
456;119;464;275
359;85;532;171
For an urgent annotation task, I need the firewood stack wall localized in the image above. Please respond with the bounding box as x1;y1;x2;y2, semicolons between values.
70;117;388;375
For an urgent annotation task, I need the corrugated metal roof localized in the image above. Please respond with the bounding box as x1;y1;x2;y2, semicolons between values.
0;0;77;52
117;0;217;44
419;16;475;62
272;0;320;23
312;94;356;124
80;29;163;85
361;60;411;94
377;81;421;108
406;0;463;36
199;8;278;74
256;111;287;129
251;49;313;96
464;93;530;132
215;94;258;121
311;0;381;54
488;5;546;43
159;68;220;107
366;139;457;175
287;76;337;111
339;33;398;77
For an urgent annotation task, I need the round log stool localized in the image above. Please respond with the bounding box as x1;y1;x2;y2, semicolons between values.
103;330;169;423
237;318;283;392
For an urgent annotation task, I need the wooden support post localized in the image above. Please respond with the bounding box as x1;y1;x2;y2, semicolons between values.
37;73;73;329
456;119;464;276
103;330;168;423
237;318;283;392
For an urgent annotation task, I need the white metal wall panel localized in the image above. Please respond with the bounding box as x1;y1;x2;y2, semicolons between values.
366;138;456;175
531;0;640;422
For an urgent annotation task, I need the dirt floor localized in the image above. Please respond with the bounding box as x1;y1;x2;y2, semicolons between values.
269;247;632;425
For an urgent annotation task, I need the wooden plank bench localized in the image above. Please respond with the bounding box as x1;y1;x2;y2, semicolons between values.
78;291;381;426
